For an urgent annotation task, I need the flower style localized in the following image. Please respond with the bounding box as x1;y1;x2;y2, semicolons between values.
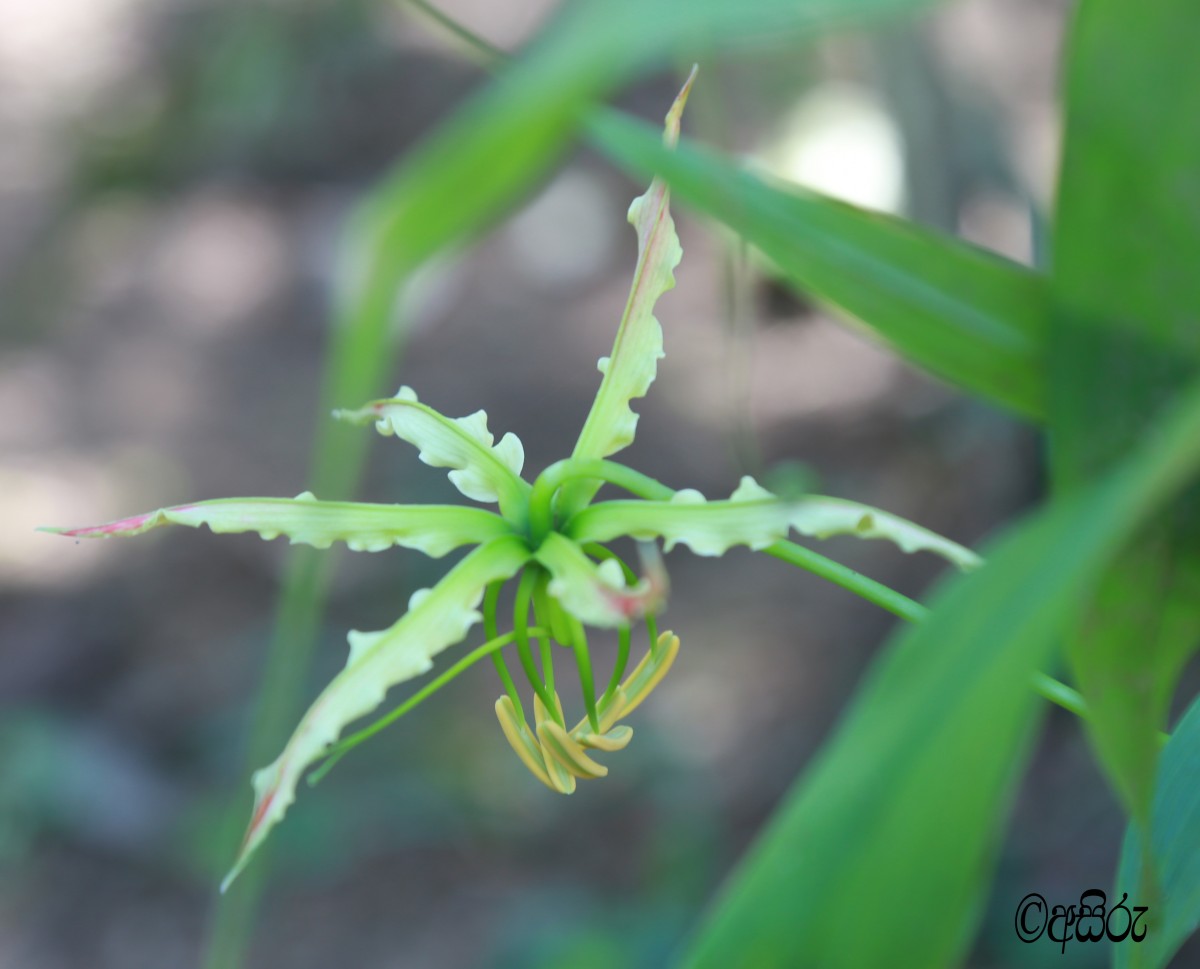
46;69;981;892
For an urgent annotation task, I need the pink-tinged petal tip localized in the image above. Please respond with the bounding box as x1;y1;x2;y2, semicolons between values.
46;511;160;538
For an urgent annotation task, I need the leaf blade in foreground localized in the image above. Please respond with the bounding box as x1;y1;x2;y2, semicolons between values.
1049;0;1200;826
681;377;1200;969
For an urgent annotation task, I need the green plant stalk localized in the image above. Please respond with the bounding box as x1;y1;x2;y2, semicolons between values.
762;540;929;625
1030;671;1086;720
201;548;331;969
582;544;636;700
567;614;601;732
513;567;561;723
606;625;633;702
307;627;548;785
203;254;407;969
404;0;507;65
485;580;525;721
528;572;557;696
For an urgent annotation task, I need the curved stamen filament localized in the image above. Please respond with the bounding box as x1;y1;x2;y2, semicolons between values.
566;614;601;733
530;573;559;697
484;579;524;721
514;567;562;726
582;543;644;702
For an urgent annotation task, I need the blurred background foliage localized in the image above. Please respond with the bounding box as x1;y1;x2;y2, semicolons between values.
8;0;1186;966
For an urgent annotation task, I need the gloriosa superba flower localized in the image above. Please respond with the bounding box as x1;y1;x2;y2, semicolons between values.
47;70;981;891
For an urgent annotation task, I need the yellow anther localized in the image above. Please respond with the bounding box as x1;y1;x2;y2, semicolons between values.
573;685;626;739
527;690;576;792
533;690;565;730
576;724;633;752
497;634;679;792
616;631;680;718
597;686;627;733
538;720;609;778
494;696;556;792
543;747;577;794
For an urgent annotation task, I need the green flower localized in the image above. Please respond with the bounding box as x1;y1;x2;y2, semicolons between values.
45;69;980;891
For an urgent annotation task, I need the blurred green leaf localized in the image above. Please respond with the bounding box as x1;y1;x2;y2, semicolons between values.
1115;690;1200;969
1050;0;1200;826
589;112;1047;419
680;376;1200;969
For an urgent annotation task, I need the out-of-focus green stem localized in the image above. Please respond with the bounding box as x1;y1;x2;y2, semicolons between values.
1029;671;1169;744
202;135;419;969
405;0;507;65
202;547;332;969
513;567;560;722
566;614;600;733
486;580;525;721
584;545;635;701
1031;671;1086;720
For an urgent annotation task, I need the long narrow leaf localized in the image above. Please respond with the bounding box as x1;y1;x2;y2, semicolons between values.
1050;0;1200;825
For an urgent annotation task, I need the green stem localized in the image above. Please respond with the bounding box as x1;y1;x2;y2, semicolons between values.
1028;672;1169;745
583;544;636;700
567;614;601;733
766;543;1099;728
540;586;574;645
541;635;556;697
645;613;660;655
764;540;929;625
514;567;561;723
1030;671;1087;720
485;580;524;721
308;627;547;785
203;549;331;969
403;0;508;65
608;626;632;701
530;572;557;696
